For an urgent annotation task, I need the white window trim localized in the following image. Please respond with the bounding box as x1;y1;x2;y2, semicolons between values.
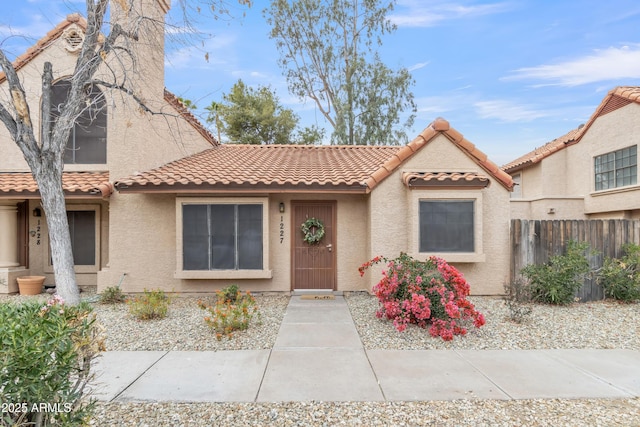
175;197;272;279
45;204;101;274
409;190;485;263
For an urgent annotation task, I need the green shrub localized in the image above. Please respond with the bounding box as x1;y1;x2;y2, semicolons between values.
127;289;170;320
598;243;640;302
521;240;592;305
0;295;104;426
198;289;259;340
99;286;126;304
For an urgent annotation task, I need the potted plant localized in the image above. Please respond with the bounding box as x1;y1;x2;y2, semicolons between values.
16;276;46;295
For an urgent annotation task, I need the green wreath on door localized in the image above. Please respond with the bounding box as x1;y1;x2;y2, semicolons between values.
300;217;325;245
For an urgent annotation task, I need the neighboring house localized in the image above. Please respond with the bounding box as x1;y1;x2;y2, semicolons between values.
503;87;640;220
0;1;514;296
0;3;215;293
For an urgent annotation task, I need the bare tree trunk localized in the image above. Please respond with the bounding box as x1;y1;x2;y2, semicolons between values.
33;160;79;305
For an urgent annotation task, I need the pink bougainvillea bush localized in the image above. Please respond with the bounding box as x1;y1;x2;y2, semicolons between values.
359;253;485;341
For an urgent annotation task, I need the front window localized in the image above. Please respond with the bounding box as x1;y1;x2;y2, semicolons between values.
419;200;474;252
182;204;263;270
50;79;107;164
594;145;637;191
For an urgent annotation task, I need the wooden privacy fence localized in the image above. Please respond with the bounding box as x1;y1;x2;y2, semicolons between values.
510;219;640;302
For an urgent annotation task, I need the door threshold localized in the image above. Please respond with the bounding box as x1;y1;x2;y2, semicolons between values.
292;289;343;296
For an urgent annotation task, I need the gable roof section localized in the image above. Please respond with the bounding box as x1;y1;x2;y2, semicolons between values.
0;14;86;84
0;171;112;198
115;118;513;193
502;86;640;174
0;15;216;147
363;117;512;190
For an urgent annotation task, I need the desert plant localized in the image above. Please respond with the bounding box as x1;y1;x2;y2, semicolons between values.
127;289;170;320
99;286;126;304
218;284;239;303
598;243;640;302
359;253;485;341
520;240;592;305
0;295;104;426
198;289;259;340
503;277;533;324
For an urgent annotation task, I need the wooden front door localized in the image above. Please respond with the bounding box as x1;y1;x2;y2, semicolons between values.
292;201;336;290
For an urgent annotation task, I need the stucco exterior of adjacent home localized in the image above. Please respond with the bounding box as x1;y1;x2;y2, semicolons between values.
503;86;640;220
0;0;513;296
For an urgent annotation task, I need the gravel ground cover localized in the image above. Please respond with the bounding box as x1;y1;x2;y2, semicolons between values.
346;293;640;350
3;291;640;425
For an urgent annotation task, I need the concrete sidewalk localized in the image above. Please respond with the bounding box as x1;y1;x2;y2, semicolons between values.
90;296;640;403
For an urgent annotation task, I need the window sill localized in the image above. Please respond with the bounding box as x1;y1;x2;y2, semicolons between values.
590;184;640;197
413;252;486;263
175;269;273;280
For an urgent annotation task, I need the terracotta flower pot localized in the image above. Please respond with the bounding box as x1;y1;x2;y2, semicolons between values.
16;276;46;296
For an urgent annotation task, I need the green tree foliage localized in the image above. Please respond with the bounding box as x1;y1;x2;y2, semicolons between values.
211;79;324;144
265;0;416;146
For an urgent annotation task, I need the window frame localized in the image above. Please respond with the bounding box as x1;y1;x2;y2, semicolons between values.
45;204;101;274
594;145;637;191
175;197;272;279
410;191;485;263
49;79;108;165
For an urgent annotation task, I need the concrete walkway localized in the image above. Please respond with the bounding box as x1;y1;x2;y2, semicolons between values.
91;296;640;403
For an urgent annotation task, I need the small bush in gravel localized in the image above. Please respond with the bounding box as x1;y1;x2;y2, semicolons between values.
503;278;533;324
198;290;259;340
127;289;170;320
0;295;104;426
99;286;126;304
521;240;592;305
359;253;485;341
598;243;640;302
218;284;239;303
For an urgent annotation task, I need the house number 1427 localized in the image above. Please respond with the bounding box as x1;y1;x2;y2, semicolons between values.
279;216;285;244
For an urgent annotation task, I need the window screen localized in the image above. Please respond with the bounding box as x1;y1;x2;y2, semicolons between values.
182;204;263;270
419;200;474;252
51;80;107;164
67;211;96;265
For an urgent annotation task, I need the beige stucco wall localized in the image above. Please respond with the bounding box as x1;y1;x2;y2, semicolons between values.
97;192;370;294
510;102;640;220
367;134;512;295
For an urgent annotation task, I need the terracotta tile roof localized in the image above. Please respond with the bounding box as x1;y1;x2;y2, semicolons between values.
0;14;86;84
402;172;490;188
501;127;582;173
0;172;112;198
115;118;513;193
163;90;217;146
502;86;640;174
116;144;402;193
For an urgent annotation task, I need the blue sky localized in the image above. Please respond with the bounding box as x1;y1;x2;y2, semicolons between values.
2;0;640;165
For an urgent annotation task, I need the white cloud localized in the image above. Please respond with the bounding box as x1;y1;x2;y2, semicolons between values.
390;0;512;27
506;45;640;86
408;61;429;72
474;100;549;122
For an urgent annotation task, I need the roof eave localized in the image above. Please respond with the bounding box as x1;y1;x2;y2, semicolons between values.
114;182;371;194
